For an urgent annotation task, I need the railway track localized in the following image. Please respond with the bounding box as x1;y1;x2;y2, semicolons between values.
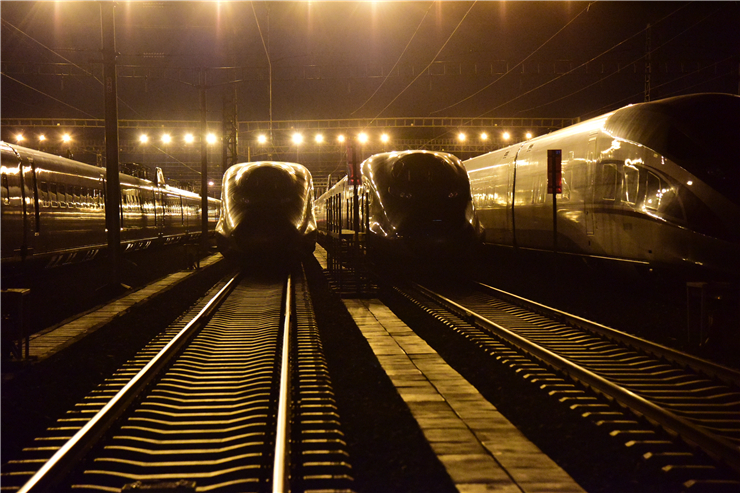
392;278;740;492
2;267;352;493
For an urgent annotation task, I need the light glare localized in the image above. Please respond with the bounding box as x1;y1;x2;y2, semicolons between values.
206;133;217;144
292;133;303;145
184;133;195;144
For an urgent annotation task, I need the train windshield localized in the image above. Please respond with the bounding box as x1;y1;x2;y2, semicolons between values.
390;153;462;190
605;94;740;207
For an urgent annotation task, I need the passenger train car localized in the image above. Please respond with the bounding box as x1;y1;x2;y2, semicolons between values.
1;142;220;274
215;161;317;259
464;93;740;279
315;150;477;258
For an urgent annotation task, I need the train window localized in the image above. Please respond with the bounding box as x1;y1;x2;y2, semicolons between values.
59;184;68;207
645;172;662;210
598;163;618;201
622;165;639;205
1;174;9;206
39;181;49;207
50;183;59;207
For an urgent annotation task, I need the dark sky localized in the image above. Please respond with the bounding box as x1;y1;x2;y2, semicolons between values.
2;1;738;124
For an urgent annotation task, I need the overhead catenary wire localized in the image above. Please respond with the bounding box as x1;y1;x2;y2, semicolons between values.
429;2;594;115
515;3;723;117
2;18;145;119
367;1;477;127
350;2;435;116
420;2;694;149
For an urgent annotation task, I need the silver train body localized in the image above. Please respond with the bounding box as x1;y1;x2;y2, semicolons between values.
464;93;740;279
315;150;477;258
1;142;220;273
215;161;317;258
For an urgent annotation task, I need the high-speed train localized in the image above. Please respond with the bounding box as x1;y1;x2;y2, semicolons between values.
215;161;317;259
464;93;740;279
1;142;220;275
314;150;477;258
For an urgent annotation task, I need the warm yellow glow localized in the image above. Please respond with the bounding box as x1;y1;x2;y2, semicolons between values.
206;133;217;144
525;132;533;140
380;133;390;143
139;134;149;144
184;133;195;144
62;134;71;143
458;132;466;142
38;135;46;142
358;132;368;144
292;133;303;145
315;133;324;144
15;134;24;143
337;134;346;143
480;132;488;141
257;134;267;144
161;133;172;144
502;131;511;141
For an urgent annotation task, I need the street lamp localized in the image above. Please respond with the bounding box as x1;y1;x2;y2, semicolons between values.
457;132;466;142
257;134;267;144
206;133;217;145
357;132;368;145
139;134;149;144
502;131;511;142
161;133;172;144
15;134;24;144
184;133;195;144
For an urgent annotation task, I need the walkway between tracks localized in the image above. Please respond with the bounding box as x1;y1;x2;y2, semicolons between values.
25;253;224;363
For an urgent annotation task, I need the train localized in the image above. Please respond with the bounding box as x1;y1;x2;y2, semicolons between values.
314;150;478;259
464;93;740;280
215;161;317;259
1;142;220;275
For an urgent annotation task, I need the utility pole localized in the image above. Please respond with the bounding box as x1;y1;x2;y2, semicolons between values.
200;69;209;256
101;2;122;286
644;23;652;102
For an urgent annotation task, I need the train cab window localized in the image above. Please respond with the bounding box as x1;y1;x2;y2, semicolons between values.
597;163;618;201
622;165;639;205
1;174;9;206
645;172;662;210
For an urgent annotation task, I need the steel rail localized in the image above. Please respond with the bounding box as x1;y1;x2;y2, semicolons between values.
474;281;740;387
412;282;740;476
18;273;241;493
272;275;293;493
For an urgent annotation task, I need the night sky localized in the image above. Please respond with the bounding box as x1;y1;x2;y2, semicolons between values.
2;1;738;126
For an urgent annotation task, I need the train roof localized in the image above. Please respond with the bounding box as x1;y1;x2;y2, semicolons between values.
605;93;739;201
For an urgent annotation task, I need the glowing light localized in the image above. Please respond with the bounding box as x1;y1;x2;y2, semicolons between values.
206;133;217;144
38;135;46;142
315;134;324;144
62;134;71;143
139;134;149;144
380;133;390;143
292;133;303;145
15;134;24;143
687;180;693;186
257;134;267;144
337;134;346;143
458;132;466;142
161;133;172;144
184;133;195;144
525;132;533;140
358;132;368;144
502;131;511;141
480;132;488;141
208;180;214;186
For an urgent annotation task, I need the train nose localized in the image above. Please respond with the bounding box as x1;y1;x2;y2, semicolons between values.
235;165;296;206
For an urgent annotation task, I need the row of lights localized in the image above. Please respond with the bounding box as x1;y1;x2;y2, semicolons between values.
14;130;536;146
262;130;535;145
